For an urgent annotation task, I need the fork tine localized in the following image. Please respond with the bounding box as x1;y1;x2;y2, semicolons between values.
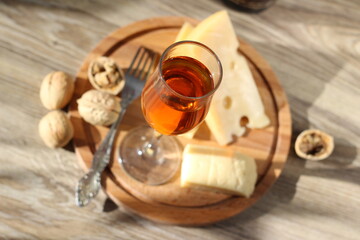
138;50;153;80
126;47;144;75
126;47;158;81
133;48;148;77
143;51;157;80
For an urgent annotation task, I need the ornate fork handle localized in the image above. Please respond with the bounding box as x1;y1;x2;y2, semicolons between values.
91;98;131;172
75;46;156;207
75;99;131;207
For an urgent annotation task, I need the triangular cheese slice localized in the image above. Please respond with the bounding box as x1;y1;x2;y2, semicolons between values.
175;22;194;42
176;11;269;145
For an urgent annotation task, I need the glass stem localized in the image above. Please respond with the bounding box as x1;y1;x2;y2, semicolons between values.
142;130;163;161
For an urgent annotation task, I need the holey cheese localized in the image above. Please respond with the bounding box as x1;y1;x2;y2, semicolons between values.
176;11;270;145
181;144;257;198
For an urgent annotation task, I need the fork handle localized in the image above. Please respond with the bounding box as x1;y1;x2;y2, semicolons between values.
75;100;131;207
91;101;129;173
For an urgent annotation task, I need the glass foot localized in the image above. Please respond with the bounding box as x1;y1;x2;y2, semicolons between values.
119;126;182;185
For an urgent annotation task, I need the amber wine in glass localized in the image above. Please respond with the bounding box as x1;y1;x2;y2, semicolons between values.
119;41;222;185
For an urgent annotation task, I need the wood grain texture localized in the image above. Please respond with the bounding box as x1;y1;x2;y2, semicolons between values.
0;0;359;239
68;17;291;225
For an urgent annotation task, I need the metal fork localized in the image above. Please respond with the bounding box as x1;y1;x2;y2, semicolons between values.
75;47;157;207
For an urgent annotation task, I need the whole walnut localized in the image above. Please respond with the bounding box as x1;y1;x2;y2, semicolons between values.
77;89;121;126
39;110;74;148
40;71;75;110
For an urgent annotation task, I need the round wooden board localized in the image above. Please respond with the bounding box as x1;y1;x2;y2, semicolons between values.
69;16;292;226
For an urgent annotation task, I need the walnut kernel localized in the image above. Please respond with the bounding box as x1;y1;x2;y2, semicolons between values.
295;129;334;161
88;57;125;95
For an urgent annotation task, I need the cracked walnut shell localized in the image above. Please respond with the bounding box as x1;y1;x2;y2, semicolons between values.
77;89;121;126
295;129;334;161
88;56;125;95
39;110;74;148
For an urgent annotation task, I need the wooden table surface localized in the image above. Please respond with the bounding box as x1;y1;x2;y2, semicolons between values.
1;0;359;239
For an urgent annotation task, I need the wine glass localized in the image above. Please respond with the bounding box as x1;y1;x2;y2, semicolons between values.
119;41;222;185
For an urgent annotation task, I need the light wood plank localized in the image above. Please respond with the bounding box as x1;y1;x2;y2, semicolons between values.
0;0;359;239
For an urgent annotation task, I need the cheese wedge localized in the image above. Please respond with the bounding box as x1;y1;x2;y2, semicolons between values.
175;22;194;42
176;11;270;145
181;144;257;197
175;23;201;140
180;126;199;139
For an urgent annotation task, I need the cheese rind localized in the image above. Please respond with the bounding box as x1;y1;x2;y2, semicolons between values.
175;11;270;145
181;144;257;198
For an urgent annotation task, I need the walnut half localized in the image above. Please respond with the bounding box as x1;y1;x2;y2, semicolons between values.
88;56;125;95
295;129;334;161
